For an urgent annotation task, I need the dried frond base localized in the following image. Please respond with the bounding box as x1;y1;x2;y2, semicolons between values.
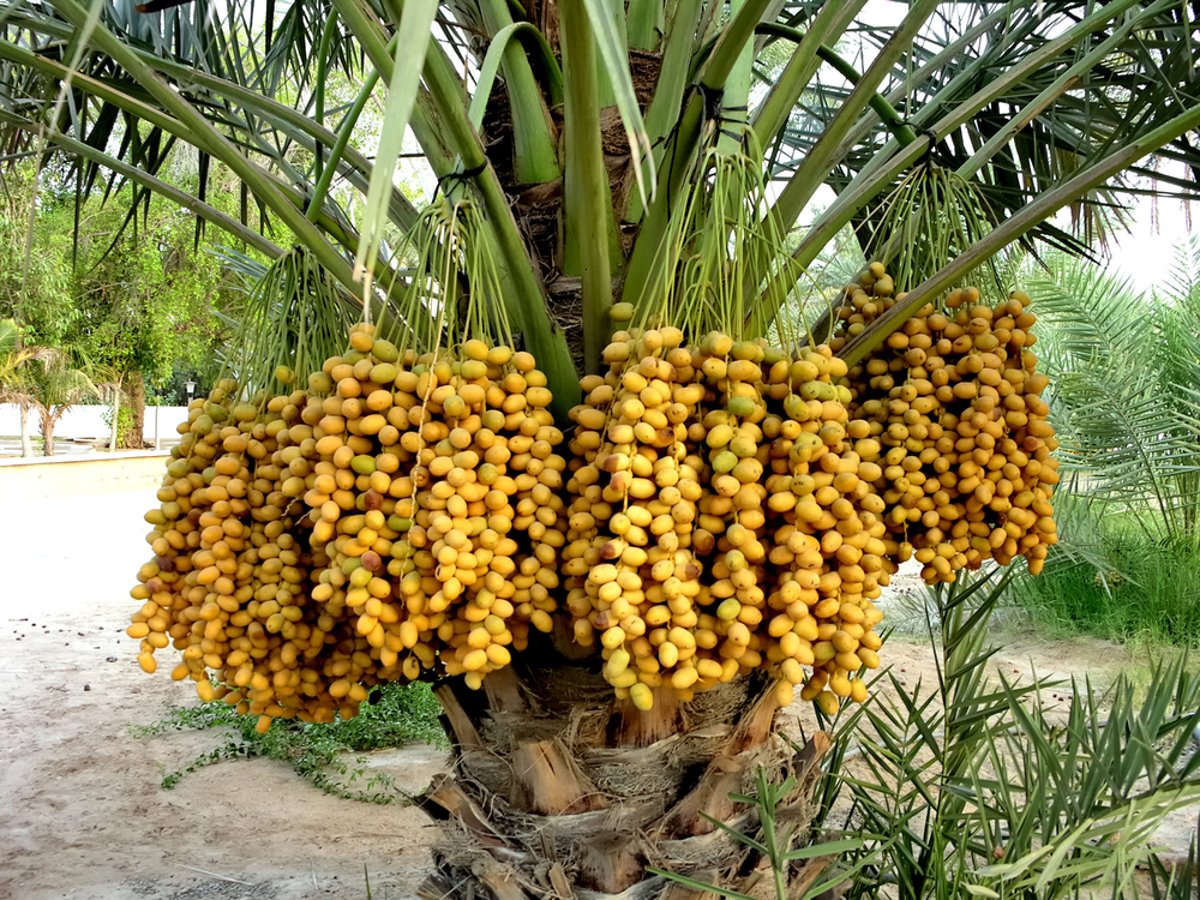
417;661;832;897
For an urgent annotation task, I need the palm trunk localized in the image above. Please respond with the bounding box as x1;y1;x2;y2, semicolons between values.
417;654;832;898
109;381;122;452
19;403;33;457
39;407;56;456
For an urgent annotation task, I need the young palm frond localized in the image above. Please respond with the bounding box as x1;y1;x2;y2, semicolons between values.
818;569;1200;900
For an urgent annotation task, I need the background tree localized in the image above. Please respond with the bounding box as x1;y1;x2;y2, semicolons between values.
59;198;238;447
1001;242;1200;646
0;165;242;447
1030;242;1200;546
9;345;95;455
0;167;75;344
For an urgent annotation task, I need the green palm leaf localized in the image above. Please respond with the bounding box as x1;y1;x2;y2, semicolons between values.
1026;250;1200;544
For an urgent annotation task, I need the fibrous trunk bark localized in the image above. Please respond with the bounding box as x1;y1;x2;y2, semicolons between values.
417;656;833;898
39;407;55;456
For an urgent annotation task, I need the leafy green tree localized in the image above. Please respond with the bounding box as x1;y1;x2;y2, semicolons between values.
54;198;235;446
0;170;240;447
1028;242;1200;545
0;170;75;347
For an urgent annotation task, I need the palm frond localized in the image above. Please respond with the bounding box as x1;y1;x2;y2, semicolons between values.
2;0;1199;409
778;0;1200;285
23;347;98;406
1026;251;1200;543
0;317;17;356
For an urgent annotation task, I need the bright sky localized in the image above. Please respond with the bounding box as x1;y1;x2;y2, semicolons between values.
1103;195;1195;295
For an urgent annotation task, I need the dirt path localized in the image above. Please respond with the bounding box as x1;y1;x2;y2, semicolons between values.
0;459;1150;899
0;599;443;900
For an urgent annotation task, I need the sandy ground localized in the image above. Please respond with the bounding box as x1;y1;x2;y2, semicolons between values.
0;457;1178;899
0;459;443;900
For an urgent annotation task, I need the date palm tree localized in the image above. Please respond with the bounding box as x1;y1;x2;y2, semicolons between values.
1010;240;1200;583
3;0;1200;893
21;346;97;455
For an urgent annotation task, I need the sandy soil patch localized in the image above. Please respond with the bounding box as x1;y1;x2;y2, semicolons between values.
0;460;442;899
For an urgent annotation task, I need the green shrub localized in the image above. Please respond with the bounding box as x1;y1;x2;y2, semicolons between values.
100;403;133;445
657;569;1200;899
1008;533;1200;646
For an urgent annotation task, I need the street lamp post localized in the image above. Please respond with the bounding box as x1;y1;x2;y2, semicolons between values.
185;380;196;403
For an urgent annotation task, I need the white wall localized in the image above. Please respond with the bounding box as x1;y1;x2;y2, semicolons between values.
0;404;190;444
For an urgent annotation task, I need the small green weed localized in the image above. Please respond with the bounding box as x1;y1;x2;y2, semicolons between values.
139;681;447;803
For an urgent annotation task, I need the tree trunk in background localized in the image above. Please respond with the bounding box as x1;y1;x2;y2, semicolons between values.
19;404;33;457
39;408;55;456
122;371;145;449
